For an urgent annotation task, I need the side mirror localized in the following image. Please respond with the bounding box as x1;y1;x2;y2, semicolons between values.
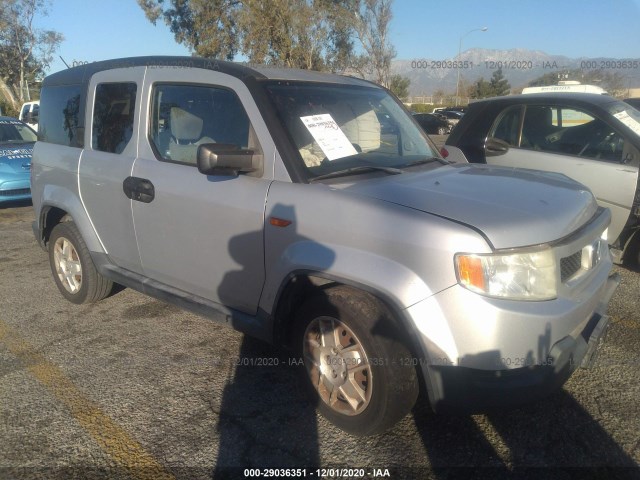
485;137;510;157
197;143;259;176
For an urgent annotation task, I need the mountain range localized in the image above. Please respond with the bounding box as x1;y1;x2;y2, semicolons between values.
392;48;640;97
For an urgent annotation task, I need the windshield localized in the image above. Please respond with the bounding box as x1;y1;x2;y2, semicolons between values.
607;101;640;140
264;82;441;180
0;119;37;144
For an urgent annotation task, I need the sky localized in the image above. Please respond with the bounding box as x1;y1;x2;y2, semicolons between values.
36;0;640;75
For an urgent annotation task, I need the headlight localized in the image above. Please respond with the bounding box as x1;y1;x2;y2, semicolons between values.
455;249;557;301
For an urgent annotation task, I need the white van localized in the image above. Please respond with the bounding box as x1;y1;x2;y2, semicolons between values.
522;81;608;95
19;100;39;131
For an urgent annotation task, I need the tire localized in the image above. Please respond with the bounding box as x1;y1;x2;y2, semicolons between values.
437;126;447;135
294;286;419;436
624;236;640;270
48;221;114;304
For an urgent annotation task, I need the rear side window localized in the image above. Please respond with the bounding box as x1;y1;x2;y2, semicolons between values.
38;85;82;147
92;83;137;154
551;108;594;127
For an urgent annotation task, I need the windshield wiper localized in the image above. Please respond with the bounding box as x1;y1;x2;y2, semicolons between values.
309;165;403;183
399;156;452;168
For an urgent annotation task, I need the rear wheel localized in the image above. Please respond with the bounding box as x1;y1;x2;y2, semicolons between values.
295;287;418;435
437;126;447;135
49;222;114;304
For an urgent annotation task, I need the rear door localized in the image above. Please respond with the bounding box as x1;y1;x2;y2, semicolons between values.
78;67;144;273
486;103;639;244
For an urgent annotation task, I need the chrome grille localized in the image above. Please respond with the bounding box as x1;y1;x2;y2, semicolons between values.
560;251;582;283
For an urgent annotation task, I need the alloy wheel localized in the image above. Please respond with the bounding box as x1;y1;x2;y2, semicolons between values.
302;316;373;416
53;237;82;294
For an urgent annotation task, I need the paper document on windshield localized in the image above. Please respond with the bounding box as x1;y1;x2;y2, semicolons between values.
300;114;358;161
613;111;640;136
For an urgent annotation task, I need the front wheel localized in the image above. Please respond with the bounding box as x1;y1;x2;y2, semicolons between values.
295;287;419;435
48;221;114;304
437;126;447;135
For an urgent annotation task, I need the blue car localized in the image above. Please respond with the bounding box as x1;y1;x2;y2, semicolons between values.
0;116;36;203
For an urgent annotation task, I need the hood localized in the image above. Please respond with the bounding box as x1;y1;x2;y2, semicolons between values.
0;143;33;174
342;164;599;249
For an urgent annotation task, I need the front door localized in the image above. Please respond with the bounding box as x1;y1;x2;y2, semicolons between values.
130;70;274;314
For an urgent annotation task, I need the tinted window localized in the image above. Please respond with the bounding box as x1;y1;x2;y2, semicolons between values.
38;85;82;147
92;83;137;154
150;84;254;165
521;105;624;162
491;106;522;146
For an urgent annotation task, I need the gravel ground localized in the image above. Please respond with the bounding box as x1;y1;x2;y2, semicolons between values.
0;201;639;480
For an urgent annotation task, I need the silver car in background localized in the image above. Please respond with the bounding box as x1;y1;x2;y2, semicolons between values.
445;93;640;265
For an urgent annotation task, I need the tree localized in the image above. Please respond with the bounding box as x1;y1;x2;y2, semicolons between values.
0;0;63;109
138;0;357;71
470;69;511;99
489;68;510;96
389;74;409;100
238;0;334;70
138;0;398;84
470;77;492;99
347;0;395;87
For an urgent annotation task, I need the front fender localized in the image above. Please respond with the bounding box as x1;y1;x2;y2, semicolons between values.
259;241;438;314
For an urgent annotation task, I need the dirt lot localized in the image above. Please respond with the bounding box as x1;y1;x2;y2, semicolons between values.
0;202;639;480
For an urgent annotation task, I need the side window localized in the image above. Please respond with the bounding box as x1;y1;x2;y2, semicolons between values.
92;82;137;154
20;104;29;120
523;105;624;162
38;85;82;147
553;108;594;127
490;106;522;146
150;84;256;165
520;105;556;150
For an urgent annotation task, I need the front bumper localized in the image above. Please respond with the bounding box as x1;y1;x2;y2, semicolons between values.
0;178;31;203
409;272;620;413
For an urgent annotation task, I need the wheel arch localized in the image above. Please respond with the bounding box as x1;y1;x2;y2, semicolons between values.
37;187;104;253
271;270;428;361
38;205;69;247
